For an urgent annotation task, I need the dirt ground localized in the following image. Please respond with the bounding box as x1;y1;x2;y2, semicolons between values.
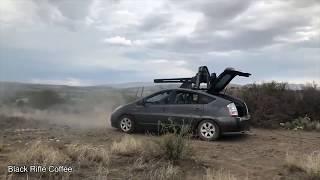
0;115;319;180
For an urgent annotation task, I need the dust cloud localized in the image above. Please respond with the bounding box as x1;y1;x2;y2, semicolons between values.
0;85;130;129
0;106;113;129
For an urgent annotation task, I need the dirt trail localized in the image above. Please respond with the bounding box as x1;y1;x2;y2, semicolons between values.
192;129;320;179
0;115;319;179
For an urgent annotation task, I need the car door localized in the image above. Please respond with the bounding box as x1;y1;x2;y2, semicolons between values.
132;90;173;129
164;90;204;127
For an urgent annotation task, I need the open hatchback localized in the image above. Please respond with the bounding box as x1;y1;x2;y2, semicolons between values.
207;68;251;94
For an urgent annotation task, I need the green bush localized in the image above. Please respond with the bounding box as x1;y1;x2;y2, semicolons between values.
280;116;320;131
239;82;320;129
157;124;193;161
300;84;320;120
241;82;298;128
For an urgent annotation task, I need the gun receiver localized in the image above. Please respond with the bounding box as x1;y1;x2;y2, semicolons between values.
154;66;211;89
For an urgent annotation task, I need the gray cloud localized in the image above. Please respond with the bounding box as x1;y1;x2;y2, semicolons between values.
191;0;253;22
151;0;317;53
0;0;319;85
138;13;172;32
45;0;92;20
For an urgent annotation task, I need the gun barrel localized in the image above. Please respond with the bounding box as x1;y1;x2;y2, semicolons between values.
154;78;192;83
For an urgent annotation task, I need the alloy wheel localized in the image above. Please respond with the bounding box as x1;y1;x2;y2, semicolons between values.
200;122;216;139
120;117;132;132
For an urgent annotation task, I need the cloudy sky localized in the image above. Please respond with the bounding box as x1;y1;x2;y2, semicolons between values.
0;0;319;86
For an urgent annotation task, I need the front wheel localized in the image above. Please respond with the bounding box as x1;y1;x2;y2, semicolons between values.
197;120;220;141
119;115;135;133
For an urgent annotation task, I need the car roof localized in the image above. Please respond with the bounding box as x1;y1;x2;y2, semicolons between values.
160;88;214;97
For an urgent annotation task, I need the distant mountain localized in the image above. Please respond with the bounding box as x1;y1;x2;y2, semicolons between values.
0;81;316;94
286;84;305;90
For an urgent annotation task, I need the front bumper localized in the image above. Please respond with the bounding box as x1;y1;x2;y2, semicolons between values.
110;109;122;128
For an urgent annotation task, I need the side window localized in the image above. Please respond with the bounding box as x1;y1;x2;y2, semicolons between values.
173;91;186;104
173;91;214;104
198;94;215;104
145;91;171;104
173;91;199;104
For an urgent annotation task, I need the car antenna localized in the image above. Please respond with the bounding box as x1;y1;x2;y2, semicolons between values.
140;86;144;97
135;87;140;97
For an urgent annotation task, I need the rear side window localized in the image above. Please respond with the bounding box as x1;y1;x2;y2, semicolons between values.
198;95;215;104
173;91;195;104
173;91;214;104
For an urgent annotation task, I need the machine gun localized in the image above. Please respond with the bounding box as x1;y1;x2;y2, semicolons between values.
154;66;251;94
154;66;214;90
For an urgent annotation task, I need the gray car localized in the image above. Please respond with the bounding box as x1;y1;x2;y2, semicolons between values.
110;67;250;141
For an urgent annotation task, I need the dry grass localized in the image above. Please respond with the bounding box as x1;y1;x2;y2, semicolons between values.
144;163;180;180
110;135;143;155
286;151;320;178
131;156;150;171
110;135;184;179
285;151;303;171
0;138;3;152
9;141;69;166
66;144;110;166
95;164;109;180
316;122;320;131
7;141;110;179
109;131;193;161
205;169;238;180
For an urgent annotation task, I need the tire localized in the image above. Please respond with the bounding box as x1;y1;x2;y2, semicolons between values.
197;120;220;141
118;115;135;133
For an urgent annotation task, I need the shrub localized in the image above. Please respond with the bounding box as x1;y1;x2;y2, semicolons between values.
240;82;320;128
28;90;65;109
241;82;298;128
280;116;320;131
157;125;193;161
110;135;143;155
285;151;320;178
300;84;320;120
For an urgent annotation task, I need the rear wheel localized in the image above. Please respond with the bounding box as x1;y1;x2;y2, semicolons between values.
197;120;220;141
119;115;135;133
